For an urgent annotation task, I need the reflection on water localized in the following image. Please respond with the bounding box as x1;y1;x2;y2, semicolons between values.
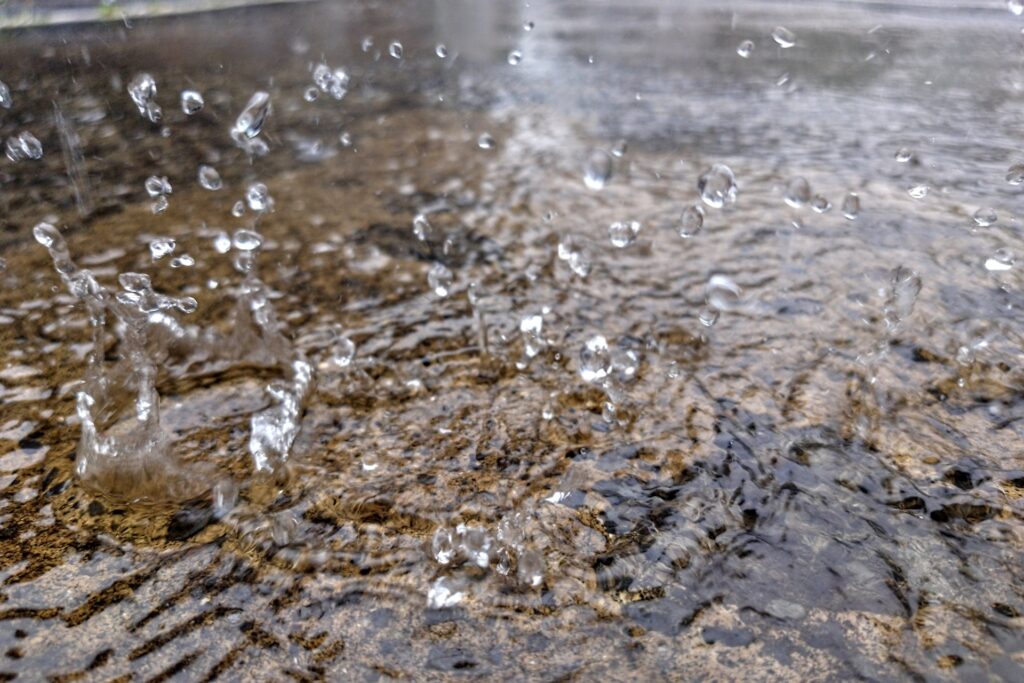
1;0;1024;679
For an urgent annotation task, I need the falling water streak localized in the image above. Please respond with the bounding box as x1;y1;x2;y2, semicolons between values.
53;102;92;217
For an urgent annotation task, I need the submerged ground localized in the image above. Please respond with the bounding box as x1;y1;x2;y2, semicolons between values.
0;0;1023;680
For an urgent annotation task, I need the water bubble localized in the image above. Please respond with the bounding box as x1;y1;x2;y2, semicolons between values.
145;175;172;197
841;192;860;219
128;73;159;121
705;274;743;312
908;184;929;199
697;164;738;208
1010;0;1024;16
610;139;628;158
231;201;245;218
0;80;11;109
233;91;271;140
477;133;495;149
245;183;272;212
180;89;204;115
4;131;43;161
149;237;176;260
507;50;523;66
698;306;720;327
151;195;169;214
1006;163;1024;185
520;314;546;358
737;40;755;58
169;254;195;268
784;177;811;208
428;263;454;297
973;207;997;227
232;229;263;251
895;147;913;163
985;248;1015;272
583;149;613;190
303;87;319;102
197;165;222;191
679;204;705;238
811;195;832;213
435;44;448;58
431;527;455;565
771;26;796;48
388;41;403;59
579;334;612;383
524;20;535;31
608;220;641;248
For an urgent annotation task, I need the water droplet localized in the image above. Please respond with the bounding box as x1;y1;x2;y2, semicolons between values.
520;315;545;358
212;231;231;254
427;576;466;609
32;222;63;250
326;333;356;369
388;41;403;59
884;266;922;329
4;131;43;161
151;195;169;214
1010;0;1024;16
435;43;448;58
431;527;455;564
841;192;860;220
608;220;641;248
706;274;743;312
1006;163;1024;185
579;335;612;383
303;87;319;102
517;549;544;588
245;183;272;212
583;149;613;190
507;49;523;66
523;20;535;31
149;237;176;260
0;80;12;109
610;139;628;158
231;201;245;218
737;40;755;58
679;204;705;238
698;306;719;327
985;248;1014;272
180;89;204;115
568;250;591;278
128;73;158;120
361;36;374;52
973;207;997;227
697;164;738;208
197;165;222;191
895;147;913;163
771;26;796;48
339;131;353;147
908;184;929;199
413;213;437;241
232;91;271;140
144;175;172;197
169;254;195;268
784;177;811;208
232;229;263;251
312;63;350;100
811;195;832;213
428;263;454;297
477;133;495;149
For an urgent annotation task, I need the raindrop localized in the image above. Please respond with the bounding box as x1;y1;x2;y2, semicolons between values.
180;89;204;115
312;63;349;100
1005;163;1024;185
895;147;913;163
985;248;1014;272
698;306;719;327
197;165;222;191
127;72;160;121
388;41;403;59
524;20;535;31
507;50;523;66
151;195;169;214
579;335;612;383
737;40;754;58
303;87;319;102
811;195;832;213
784;176;811;208
231;201;245;218
678;204;705;238
431;527;455;564
908;185;929;199
169;254;195;268
435;44;448;58
4;131;43;161
145;175;171;197
427;577;465;609
428;263;454;297
361;36;374;52
339;131;353;147
520;315;546;358
477;133;495;149
232;91;271;140
705;274;743;312
583;149;613;190
412;213;435;241
771;26;796;48
1010;0;1024;16
608;220;641;248
212;231;231;253
973;207;997;227
0;80;11;109
697;164;738;208
841;192;860;219
610;139;627;158
149;237;176;260
232;229;263;251
517;549;544;588
245;183;272;212
326;333;356;369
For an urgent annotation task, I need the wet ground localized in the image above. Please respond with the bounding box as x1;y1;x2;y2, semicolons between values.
1;0;1024;680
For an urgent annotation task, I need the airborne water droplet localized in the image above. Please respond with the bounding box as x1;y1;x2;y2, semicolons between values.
583;149;613;190
771;26;796;48
706;274;743;312
145;175;172;197
985;248;1014;272
245;183;272;212
678;204;705;238
233;91;271;140
412;213;435;241
180;89;204;115
232;229;263;251
1009;0;1024;16
428;262;454;297
579;335;612;383
841;192;860;219
737;40;755;58
1005;163;1024;185
507;50;523;66
477;133;495;149
388;41;404;59
895;147;914;163
811;195;832;213
784;177;811;208
4;131;43;161
435;44;448;58
523;20;535;31
608;220;641;248
198;165;222;190
149;237;176;260
0;79;11;109
697;164;738;208
908;184;929;199
973;207;997;227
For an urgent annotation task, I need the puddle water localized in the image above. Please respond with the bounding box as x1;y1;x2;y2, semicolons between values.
1;0;1024;679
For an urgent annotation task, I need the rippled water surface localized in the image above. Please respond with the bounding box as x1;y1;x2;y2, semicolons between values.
2;0;1024;680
